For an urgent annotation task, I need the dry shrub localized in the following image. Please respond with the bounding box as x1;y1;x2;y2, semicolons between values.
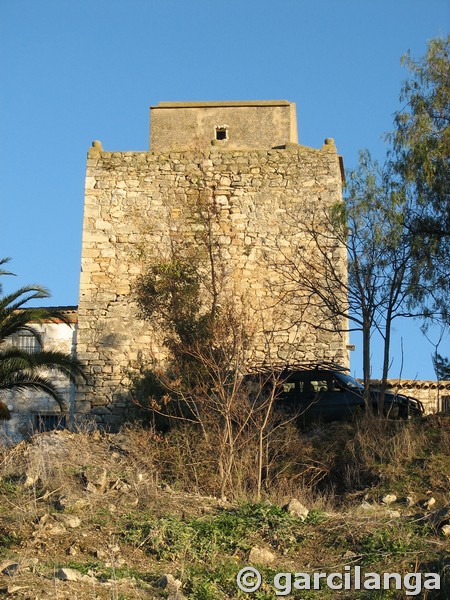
0;425;160;516
116;424;164;487
1;413;447;514
214;413;447;506
133;418;336;504
145;423;271;500
340;415;425;490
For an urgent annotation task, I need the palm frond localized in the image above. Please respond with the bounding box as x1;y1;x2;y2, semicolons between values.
0;257;14;278
0;257;14;298
0;371;67;411
0;320;43;347
0;285;51;313
0;259;86;416
0;307;74;342
0;348;86;384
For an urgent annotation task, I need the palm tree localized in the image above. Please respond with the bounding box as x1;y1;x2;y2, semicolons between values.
0;258;85;420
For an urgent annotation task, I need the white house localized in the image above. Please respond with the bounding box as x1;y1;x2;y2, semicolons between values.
0;307;77;444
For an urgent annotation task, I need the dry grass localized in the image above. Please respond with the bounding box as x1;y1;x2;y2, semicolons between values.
0;415;449;598
1;413;449;509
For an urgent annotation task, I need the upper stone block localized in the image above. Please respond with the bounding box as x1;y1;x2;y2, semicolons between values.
149;100;298;151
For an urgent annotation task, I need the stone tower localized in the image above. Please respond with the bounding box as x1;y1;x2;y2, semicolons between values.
76;100;348;427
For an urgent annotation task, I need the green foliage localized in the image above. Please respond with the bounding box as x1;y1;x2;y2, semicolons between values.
393;36;449;213
432;352;450;380
358;520;431;563
59;560;155;584
135;258;212;348
185;561;277;600
390;36;450;320
0;475;20;496
0;528;17;556
316;39;449;393
122;502;306;563
121;503;313;598
60;559;100;574
134;255;219;401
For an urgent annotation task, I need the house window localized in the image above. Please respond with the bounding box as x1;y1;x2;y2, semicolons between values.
441;395;450;412
12;330;41;353
34;414;66;432
215;126;228;141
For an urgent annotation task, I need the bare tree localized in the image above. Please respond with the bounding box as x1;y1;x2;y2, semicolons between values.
132;278;294;499
271;150;432;413
130;147;298;499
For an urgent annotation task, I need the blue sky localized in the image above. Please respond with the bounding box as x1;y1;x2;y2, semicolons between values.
1;0;448;380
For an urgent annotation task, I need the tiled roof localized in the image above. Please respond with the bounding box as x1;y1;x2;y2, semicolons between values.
371;379;450;390
22;306;78;324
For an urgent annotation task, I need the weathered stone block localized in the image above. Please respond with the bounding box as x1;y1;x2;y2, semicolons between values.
91;406;111;415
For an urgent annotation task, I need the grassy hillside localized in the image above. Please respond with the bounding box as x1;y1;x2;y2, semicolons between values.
0;414;449;598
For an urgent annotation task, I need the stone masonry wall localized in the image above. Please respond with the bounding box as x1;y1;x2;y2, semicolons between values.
372;380;450;414
150;101;298;151
76;140;348;427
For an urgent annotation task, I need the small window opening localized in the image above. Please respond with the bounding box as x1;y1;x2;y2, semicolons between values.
215;126;228;141
12;330;41;353
35;414;66;432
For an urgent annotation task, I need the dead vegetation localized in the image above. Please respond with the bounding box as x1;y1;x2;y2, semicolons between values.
0;415;449;598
